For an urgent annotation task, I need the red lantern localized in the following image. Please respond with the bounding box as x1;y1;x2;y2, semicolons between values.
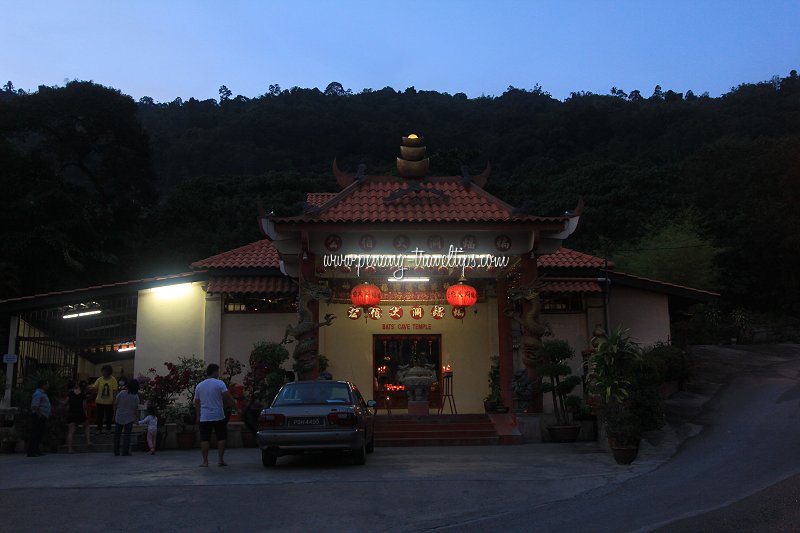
351;282;381;308
446;278;478;308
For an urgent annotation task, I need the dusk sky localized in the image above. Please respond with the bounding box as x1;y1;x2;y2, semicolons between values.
2;1;798;102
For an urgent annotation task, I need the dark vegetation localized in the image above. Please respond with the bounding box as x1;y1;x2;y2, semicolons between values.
1;74;798;314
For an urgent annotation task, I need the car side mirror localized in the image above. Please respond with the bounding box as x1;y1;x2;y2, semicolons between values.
366;400;378;408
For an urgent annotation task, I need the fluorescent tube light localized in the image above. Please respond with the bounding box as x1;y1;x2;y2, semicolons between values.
63;310;102;319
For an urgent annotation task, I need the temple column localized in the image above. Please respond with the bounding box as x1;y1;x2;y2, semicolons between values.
203;293;222;366
298;252;320;380
496;278;514;409
519;252;543;413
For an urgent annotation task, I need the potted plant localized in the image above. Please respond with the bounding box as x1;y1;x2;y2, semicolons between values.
484;355;506;412
0;427;18;453
587;327;644;464
166;404;197;450
242;341;290;433
534;340;583;442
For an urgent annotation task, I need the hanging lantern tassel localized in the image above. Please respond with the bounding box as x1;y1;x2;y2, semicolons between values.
351;282;381;323
446;277;477;321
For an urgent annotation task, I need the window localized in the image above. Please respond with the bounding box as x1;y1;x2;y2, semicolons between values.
223;295;296;313
542;293;584;313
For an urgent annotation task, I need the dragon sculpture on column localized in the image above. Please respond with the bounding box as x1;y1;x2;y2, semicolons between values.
282;280;336;380
505;279;549;379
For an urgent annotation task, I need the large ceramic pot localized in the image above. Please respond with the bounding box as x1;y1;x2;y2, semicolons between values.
609;438;640;464
547;424;581;443
176;431;196;450
611;445;639;465
241;430;257;448
397;365;437;401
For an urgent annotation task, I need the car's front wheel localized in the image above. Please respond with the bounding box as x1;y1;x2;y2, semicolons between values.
262;449;277;467
352;443;367;465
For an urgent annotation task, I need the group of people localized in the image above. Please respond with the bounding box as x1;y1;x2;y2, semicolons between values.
28;363;235;466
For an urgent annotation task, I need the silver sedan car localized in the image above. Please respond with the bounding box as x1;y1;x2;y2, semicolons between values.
257;380;377;466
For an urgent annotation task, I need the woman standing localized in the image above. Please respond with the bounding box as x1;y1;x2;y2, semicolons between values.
66;380;93;453
113;379;140;456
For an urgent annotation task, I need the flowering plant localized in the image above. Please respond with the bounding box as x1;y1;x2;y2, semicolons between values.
137;356;206;411
221;357;243;387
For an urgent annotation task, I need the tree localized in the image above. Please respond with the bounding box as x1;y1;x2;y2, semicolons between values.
650;85;664;100
218;84;232;103
612;216;720;290
0;80;157;294
610;86;628;99
324;81;346;96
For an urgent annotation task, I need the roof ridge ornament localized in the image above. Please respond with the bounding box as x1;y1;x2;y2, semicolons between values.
396;134;429;178
460;162;491;189
383;180;447;204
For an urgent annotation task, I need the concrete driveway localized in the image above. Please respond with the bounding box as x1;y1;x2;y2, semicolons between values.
1;344;798;532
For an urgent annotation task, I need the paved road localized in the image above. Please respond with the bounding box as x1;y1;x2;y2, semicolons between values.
446;345;800;532
1;344;799;532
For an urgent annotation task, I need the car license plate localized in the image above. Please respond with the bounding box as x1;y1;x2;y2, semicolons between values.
288;417;324;427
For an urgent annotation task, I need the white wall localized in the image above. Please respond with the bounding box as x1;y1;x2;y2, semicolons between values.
608;286;671;347
134;282;206;376
542;312;590;377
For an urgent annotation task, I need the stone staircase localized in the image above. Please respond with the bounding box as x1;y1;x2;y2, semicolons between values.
57;425;147;454
374;414;517;447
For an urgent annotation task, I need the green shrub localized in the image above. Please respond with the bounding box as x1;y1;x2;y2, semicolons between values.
646;343;691;384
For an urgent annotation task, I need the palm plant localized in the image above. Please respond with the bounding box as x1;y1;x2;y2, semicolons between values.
587;327;643;446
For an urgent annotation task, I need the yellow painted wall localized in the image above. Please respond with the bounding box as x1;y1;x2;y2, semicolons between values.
318;301;497;413
220;313;297;381
134;282;206;376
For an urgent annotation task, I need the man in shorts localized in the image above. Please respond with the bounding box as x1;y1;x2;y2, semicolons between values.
194;363;235;467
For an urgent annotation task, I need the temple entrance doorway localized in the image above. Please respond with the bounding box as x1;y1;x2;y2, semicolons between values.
373;334;441;409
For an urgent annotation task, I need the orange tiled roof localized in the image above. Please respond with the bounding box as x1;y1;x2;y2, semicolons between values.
279;176;566;224
537;248;614;269
542;280;603;293
207;276;295;294
191;240;280;269
306;192;337;207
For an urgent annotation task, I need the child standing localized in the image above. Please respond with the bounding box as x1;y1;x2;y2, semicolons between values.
138;406;158;455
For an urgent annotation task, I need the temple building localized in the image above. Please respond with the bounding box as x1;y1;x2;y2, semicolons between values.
0;135;717;416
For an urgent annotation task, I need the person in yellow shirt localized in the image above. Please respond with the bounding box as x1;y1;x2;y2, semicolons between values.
91;365;118;434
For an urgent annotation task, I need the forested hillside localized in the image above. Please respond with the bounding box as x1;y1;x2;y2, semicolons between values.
1;73;798;313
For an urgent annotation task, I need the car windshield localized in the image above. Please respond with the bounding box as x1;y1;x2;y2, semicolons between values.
273;382;353;406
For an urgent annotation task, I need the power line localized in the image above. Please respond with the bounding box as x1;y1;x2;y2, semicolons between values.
613;244;714;252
